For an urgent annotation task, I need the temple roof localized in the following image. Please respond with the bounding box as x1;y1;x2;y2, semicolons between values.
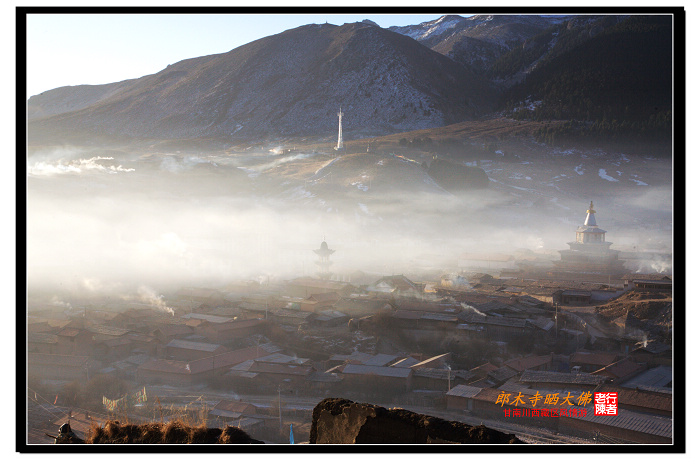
314;241;335;256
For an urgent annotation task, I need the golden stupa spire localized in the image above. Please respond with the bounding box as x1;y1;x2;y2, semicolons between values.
587;201;596;214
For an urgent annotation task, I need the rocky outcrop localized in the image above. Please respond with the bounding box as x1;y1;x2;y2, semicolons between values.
309;398;523;444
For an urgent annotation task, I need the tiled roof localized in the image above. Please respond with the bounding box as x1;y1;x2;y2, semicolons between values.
576;406;672;439
237;302;270;311
473;387;520;403
376;275;421;291
249;361;313;376
470;301;509;313
99;337;132;348
138;359;194;374
257;342;283;354
519;370;606;386
27;321;54;333
469;377;496;389
124;354;152;366
203;319;265;331
204;346;272;368
488;366;518;383
597;384;672;414
504;354;552;373
470;363;499;377
112;361;133;371
57;328;81;338
144;315;187;325
141;345;271;374
181;313;234;324
393;310;423;320
305;292;341;303
457;312;527;328
621;365;672;390
329;351;373;363
497;380;542;396
393;299;459;314
632;278;673;285
413;368;472;381
227;370;258;379
28;333;58;344
446;385;483;399
87;325;130;336
333;297;389;313
570;352;618;367
230;359;256;372
152;324;193;337
561;290;592;297
28;353;89;367
255;353;309;365
621;273;672;281
592;358;645;379
165;339;223;352
127;333;155;343
342;364;411;379
410;353;450;369
420;314;458;322
391;357;421;368
270;308;313;319
362;353;400;367
633;341;671;354
315;310;347;320
211;400;256;416
527;317;555;332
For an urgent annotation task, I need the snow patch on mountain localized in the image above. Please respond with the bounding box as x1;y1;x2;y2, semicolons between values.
419;16;462;40
630;175;648;186
598;169;619;182
351;181;369;192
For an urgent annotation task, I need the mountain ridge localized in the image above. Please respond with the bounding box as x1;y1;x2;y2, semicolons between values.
28;21;494;144
27;14;673;147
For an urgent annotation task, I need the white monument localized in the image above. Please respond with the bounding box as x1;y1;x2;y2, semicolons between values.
335;107;344;150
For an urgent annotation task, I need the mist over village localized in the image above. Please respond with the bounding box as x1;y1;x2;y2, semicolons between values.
24;12;678;447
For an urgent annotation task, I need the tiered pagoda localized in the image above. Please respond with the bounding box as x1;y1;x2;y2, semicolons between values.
313;240;335;279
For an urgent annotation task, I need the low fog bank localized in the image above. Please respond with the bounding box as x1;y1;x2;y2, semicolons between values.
26;145;674;302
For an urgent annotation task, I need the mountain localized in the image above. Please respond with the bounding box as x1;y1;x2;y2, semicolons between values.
502;16;672;113
27;15;673;148
501;15;673;145
393;14;672;146
27;21;495;145
390;14;572;73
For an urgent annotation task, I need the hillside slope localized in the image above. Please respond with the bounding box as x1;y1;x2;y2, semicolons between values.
28;21;495;145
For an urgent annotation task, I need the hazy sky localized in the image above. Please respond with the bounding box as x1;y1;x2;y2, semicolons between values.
25;12;465;98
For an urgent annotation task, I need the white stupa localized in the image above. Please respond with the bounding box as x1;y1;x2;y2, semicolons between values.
334;107;344;151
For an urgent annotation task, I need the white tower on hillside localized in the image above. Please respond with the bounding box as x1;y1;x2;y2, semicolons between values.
335;107;344;150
